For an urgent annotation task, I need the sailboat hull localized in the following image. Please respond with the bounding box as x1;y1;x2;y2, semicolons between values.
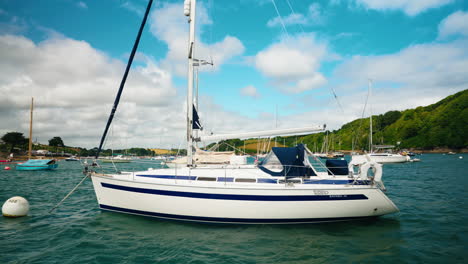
16;159;58;171
91;172;398;224
351;154;409;164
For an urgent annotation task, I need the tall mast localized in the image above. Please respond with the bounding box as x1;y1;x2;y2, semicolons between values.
28;97;33;160
185;0;196;166
368;79;373;153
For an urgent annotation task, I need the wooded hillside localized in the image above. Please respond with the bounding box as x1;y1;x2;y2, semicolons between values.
214;89;467;152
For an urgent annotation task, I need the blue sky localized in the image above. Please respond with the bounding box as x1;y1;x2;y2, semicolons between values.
0;0;467;148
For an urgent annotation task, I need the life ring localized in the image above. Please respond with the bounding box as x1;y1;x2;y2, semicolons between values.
359;161;383;182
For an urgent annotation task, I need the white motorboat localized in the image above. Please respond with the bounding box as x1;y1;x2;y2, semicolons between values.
65;156;80;161
86;0;398;224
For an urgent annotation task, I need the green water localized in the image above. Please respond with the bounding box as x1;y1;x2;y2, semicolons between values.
1;154;467;263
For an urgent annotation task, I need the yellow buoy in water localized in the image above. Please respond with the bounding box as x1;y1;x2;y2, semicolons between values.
2;196;29;217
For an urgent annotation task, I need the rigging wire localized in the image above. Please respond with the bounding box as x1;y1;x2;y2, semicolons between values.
218;142;248;156
284;0;305;33
277;0;346;116
361;82;371;119
208;0;214;45
270;0;290;40
95;0;153;159
330;86;346;115
352;82;372;151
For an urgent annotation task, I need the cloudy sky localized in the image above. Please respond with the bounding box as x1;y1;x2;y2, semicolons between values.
0;0;467;149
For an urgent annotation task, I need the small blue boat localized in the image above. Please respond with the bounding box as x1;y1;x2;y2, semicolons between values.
16;98;58;171
16;159;58;171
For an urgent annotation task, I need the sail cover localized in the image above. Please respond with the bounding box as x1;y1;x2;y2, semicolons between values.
193;106;202;130
259;144;316;177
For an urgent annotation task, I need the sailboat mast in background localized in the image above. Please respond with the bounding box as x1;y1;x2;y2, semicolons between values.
368;79;373;153
28;97;33;160
17;97;58;170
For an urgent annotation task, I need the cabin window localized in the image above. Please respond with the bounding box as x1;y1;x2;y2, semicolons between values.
235;178;257;183
197;177;217;181
279;179;302;184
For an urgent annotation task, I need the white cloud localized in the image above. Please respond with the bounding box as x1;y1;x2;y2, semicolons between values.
121;1;144;16
335;32;358;39
335;40;468;89
150;2;245;77
267;3;324;28
267;13;307;28
0;34;178;148
240;85;260;98
196;96;279;136
0;11;28;35
254;34;328;93
77;1;88;9
438;11;468;39
355;0;453;16
332;39;468;116
308;3;324;23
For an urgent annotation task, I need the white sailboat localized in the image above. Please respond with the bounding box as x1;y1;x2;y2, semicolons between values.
100;154;133;163
351;80;409;165
352;150;410;164
86;0;398;224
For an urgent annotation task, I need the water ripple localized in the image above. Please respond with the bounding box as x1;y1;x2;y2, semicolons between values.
1;155;466;263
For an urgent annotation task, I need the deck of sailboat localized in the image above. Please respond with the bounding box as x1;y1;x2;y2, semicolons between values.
93;165;373;190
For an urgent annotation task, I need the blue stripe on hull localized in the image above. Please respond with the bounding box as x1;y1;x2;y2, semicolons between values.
99;204;374;224
101;183;368;201
136;174;197;180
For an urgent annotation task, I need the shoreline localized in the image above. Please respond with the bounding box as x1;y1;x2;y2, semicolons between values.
2;148;466;161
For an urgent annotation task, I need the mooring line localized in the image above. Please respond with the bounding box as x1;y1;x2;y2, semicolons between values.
49;173;89;213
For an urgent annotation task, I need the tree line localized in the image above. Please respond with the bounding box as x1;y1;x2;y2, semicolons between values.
0;132;155;157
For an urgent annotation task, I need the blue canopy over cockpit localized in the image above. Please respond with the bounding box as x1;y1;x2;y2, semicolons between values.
258;144;316;177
